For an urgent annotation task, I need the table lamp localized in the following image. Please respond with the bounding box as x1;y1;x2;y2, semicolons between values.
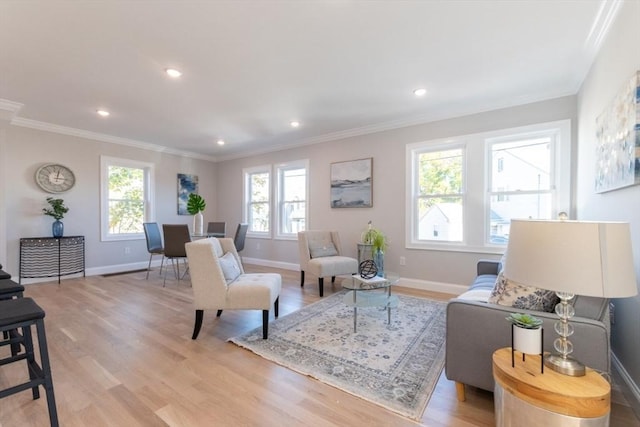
503;219;638;376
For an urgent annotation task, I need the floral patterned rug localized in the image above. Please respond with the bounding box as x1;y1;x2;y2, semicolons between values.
229;290;447;420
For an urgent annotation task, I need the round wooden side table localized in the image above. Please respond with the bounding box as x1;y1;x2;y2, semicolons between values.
492;347;610;427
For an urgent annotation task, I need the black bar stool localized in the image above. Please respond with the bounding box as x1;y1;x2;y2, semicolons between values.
0;297;59;427
0;279;25;355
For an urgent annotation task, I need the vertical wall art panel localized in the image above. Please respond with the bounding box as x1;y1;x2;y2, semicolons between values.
595;70;640;193
330;158;372;208
177;173;198;215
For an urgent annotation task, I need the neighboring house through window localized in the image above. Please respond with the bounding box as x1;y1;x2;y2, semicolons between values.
406;120;570;252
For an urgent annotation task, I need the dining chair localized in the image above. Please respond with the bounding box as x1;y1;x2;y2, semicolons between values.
143;222;165;280
234;223;249;253
206;222;226;238
161;224;191;286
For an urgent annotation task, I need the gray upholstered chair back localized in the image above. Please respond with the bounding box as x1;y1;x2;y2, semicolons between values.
143;222;163;253
162;224;191;258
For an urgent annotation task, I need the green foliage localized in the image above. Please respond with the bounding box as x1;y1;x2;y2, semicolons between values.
418;149;463;209
506;313;543;329
42;197;68;220
187;193;206;215
107;166;144;234
361;222;388;253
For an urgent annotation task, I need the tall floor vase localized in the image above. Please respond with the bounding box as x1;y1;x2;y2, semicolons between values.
52;220;64;238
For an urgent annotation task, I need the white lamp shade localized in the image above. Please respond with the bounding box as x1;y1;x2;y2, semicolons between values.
503;219;638;298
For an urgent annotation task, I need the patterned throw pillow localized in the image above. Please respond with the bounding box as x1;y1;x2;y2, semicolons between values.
489;271;559;312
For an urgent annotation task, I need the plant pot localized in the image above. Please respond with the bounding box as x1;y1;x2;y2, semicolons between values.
52;220;64;238
513;326;542;355
193;212;203;236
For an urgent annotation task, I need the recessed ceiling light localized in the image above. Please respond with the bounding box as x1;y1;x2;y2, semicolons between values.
290;121;300;128
413;88;427;97
165;68;182;78
217;139;225;146
96;109;110;117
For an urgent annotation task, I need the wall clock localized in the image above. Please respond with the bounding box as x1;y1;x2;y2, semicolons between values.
35;163;76;193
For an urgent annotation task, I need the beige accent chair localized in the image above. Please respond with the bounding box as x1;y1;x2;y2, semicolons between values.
185;237;281;339
298;230;358;297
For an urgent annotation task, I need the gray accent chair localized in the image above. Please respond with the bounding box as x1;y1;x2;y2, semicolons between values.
445;259;610;401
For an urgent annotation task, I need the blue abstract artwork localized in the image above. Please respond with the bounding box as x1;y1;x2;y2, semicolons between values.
177;173;198;215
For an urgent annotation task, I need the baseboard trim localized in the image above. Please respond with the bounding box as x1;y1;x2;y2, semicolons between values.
612;352;640;419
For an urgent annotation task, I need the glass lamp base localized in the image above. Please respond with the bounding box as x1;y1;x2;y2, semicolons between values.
544;353;586;376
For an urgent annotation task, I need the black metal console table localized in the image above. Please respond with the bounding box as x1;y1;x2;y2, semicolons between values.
19;236;85;284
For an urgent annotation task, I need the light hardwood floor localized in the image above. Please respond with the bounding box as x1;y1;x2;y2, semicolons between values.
1;265;637;426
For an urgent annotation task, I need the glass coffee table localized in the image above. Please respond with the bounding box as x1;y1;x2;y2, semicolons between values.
342;273;400;332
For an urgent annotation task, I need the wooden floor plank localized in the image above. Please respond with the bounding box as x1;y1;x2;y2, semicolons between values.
0;265;637;426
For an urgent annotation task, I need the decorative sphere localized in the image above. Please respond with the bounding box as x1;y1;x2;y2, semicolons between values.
359;260;377;279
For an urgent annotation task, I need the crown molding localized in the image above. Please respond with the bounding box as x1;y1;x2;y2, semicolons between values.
11;117;218;163
0;99;24;122
584;0;623;53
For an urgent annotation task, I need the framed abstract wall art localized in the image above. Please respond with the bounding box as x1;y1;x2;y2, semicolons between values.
330;158;372;208
177;173;198;215
595;70;640;193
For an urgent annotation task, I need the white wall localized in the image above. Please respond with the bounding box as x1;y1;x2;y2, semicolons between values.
576;0;640;408
216;95;577;290
2;126;217;277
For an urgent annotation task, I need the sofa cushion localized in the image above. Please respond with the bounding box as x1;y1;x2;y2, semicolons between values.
488;271;559;312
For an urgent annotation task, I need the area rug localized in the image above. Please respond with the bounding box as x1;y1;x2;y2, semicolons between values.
228;291;447;420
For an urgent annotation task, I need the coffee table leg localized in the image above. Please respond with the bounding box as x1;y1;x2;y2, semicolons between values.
353;291;357;332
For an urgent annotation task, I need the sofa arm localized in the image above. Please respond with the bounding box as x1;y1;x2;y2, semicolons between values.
477;259;500;276
445;299;610;393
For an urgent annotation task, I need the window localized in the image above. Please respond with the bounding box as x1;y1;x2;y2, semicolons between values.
276;160;308;238
100;156;154;241
243;166;271;237
406;120;571;252
488;135;554;243
412;145;465;243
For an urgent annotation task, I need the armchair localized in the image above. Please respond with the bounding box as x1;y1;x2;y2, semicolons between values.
297;230;358;297
185;238;281;339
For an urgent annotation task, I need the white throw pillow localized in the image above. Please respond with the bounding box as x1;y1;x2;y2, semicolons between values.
219;252;241;284
489;271;558;312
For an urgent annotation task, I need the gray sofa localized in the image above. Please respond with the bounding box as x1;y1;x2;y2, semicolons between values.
445;259;610;401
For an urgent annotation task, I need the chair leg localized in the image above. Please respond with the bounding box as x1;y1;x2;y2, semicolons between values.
262;310;269;339
274;297;279;318
146;254;153;279
318;277;324;297
300;270;305;287
192;310;204;340
22;324;40;400
159;256;165;275
455;382;466;402
331;276;336;283
35;319;59;427
216;310;223;317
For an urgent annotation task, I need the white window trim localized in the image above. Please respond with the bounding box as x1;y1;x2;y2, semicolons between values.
100;156;155;242
275;159;309;240
243;164;272;239
405;119;571;254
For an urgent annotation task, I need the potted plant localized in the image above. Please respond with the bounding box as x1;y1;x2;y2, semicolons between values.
361;221;388;277
187;193;206;236
506;313;543;355
42;197;69;238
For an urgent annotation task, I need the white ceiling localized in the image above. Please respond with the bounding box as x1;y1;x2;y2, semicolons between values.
0;1;619;161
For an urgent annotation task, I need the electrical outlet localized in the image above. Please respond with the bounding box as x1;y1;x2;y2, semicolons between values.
124;247;131;254
399;256;406;266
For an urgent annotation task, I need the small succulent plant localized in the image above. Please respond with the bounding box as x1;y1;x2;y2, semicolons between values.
506;313;543;329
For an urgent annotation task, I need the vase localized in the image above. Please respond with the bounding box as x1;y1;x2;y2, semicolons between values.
374;249;384;277
513;326;542;355
193;212;204;236
52;220;64;238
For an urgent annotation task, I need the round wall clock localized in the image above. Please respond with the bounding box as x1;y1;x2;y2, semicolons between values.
35;163;76;193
